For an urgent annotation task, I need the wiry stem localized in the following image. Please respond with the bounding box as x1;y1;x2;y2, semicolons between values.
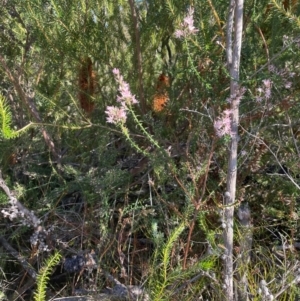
128;106;160;149
0;235;37;279
183;141;215;269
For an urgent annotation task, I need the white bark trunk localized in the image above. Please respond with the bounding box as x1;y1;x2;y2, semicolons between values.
236;203;253;301
223;0;244;300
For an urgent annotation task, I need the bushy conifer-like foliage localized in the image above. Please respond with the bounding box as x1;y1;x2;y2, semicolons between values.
0;0;300;300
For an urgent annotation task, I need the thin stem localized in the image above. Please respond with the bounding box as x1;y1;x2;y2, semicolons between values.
128;106;161;149
120;124;148;156
128;0;146;114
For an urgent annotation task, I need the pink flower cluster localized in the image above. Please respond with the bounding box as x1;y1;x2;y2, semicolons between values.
105;106;127;124
255;79;272;102
268;64;294;90
105;68;138;125
214;109;233;137
226;87;246;105
174;7;198;39
112;68;138;105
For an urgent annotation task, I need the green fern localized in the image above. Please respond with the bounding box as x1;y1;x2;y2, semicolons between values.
0;94;32;139
149;221;186;301
34;251;61;301
162;222;185;278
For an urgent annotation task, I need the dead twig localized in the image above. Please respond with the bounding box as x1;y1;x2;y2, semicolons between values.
0;235;37;279
0;171;41;228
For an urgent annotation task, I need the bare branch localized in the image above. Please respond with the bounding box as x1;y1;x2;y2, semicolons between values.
0;171;41;228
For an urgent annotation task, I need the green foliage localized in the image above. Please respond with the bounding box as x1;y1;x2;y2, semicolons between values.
149;221;186;300
34;252;61;301
149;219;218;300
0;0;300;299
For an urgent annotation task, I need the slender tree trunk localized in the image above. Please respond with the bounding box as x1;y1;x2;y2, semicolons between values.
128;0;146;114
223;0;244;300
236;203;253;301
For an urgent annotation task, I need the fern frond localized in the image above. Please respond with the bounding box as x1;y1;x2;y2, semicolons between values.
34;251;61;301
150;222;186;300
0;94;32;139
162;222;185;276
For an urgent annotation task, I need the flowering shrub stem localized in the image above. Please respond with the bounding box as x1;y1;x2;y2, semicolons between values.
128;106;161;149
120;124;148;156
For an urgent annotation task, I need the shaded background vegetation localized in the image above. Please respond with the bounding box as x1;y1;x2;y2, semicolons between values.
1;0;300;300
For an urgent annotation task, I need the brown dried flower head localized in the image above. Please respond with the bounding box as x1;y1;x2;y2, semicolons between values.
78;57;96;114
153;92;169;112
152;73;170;112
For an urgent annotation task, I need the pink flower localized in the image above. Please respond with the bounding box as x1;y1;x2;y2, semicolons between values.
112;68;120;76
105;106;127;124
106;68;139;125
112;68;138;106
214;109;233;137
262;79;272;89
255;96;263;103
255;79;272;101
226;87;246;104
184;8;198;33
284;81;292;89
263;79;272;99
262;79;272;100
174;30;185;39
174;7;198;39
268;65;277;74
264;89;271;99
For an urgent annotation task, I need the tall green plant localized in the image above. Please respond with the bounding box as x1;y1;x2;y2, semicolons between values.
149;221;186;301
34;252;61;301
